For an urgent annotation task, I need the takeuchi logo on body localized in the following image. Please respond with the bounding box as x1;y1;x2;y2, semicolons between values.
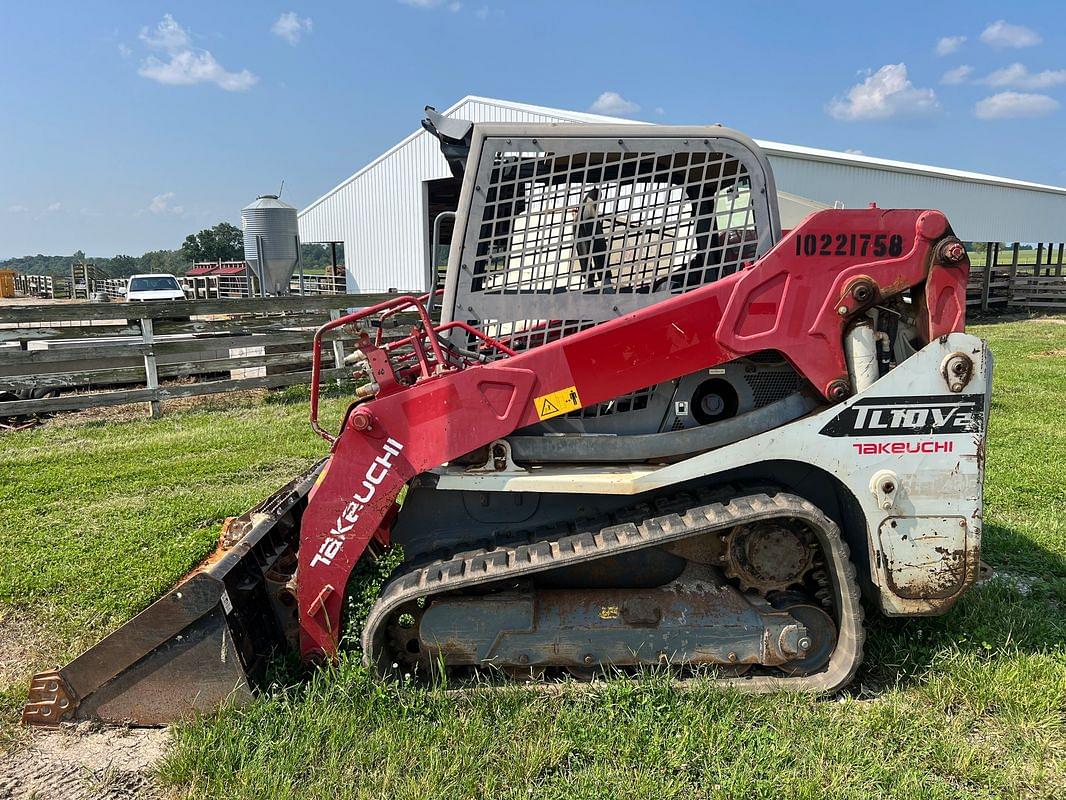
310;437;404;568
819;395;983;438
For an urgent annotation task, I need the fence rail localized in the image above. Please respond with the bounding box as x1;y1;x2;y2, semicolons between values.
12;271;348;301
0;293;401;421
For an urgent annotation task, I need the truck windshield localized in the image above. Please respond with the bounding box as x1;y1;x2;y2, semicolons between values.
129;276;181;292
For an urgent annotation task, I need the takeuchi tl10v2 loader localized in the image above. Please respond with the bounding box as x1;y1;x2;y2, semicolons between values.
24;110;992;726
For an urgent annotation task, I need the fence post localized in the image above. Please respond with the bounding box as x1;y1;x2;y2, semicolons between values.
328;309;346;387
140;317;161;418
980;241;995;311
1057;243;1064;277
1007;242;1020;305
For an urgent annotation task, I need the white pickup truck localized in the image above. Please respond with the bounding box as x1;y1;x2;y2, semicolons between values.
124;273;187;303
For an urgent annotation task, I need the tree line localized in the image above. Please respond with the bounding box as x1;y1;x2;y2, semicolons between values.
1;222;340;278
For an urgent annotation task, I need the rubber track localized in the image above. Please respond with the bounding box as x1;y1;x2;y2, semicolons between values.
363;490;865;693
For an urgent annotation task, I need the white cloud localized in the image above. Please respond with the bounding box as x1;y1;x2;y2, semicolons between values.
399;0;459;8
979;63;1066;89
974;92;1059;119
33;202;63;220
980;20;1041;49
118;43;132;59
147;192;185;216
137;14;258;92
827;64;939;121
654;106;665;115
844;148;865;155
936;35;966;56
148;193;173;214
272;12;313;44
139;13;191;52
7;204;29;213
941;65;973;85
589;91;640;116
139;50;257;92
475;5;489;19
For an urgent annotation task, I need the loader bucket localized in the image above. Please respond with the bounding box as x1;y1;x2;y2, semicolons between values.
22;462;324;727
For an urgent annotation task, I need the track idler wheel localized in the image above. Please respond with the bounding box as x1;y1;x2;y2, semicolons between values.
776;601;836;677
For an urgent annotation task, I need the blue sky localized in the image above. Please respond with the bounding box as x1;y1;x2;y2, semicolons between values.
2;0;1065;258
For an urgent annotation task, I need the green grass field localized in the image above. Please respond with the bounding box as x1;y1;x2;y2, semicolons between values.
1;318;1063;798
969;246;1063;268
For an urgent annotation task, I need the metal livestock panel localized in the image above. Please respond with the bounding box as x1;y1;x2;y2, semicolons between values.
767;155;1066;242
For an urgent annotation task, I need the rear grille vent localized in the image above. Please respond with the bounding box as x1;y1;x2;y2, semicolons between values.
744;369;802;407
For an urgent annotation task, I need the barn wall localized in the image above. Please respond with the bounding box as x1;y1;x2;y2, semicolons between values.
298;99;639;293
766;153;1066;243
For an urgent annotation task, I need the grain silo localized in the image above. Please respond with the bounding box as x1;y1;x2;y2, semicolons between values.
242;194;300;295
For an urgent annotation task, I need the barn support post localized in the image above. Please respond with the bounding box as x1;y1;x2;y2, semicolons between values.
295;234;304;296
328;309;346;387
140;317;162;419
1007;242;1020;304
980;241;995;311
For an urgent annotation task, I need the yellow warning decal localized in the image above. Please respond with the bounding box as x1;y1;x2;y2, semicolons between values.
534;385;582;420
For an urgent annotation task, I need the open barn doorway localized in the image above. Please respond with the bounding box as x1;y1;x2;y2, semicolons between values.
425;177;461;290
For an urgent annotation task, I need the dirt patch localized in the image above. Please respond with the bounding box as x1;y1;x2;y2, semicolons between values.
985;570;1041;596
0;724;168;800
1022;316;1066;325
1032;347;1066;358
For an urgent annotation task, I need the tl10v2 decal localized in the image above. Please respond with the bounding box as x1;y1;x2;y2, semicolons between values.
819;395;984;438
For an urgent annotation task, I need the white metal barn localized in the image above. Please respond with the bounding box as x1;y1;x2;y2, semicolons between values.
298;96;1066;293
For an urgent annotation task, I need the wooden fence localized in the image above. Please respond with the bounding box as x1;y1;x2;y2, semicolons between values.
966;241;1066;311
0;293;398;420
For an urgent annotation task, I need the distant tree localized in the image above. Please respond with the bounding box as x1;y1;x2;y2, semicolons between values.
180;222;244;264
1;254;80;277
299;243;335;271
139;249;186;275
108;254;138;276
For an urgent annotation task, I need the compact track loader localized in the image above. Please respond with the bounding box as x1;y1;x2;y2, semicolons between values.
25;111;992;726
